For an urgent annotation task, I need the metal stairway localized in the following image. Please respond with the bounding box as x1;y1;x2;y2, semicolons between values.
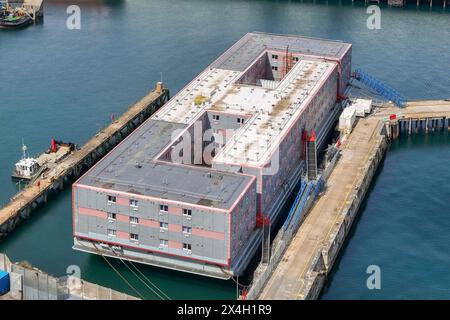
306;133;318;181
261;223;271;264
353;69;407;107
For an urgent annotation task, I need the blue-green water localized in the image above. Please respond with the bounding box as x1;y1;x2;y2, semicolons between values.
0;0;449;299
322;133;450;299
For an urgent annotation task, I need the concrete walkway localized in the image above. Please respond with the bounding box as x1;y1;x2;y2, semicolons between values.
259;113;382;299
259;100;450;300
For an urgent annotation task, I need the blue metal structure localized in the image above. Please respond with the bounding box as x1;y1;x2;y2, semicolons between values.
282;180;306;230
290;182;314;227
353;69;407;107
0;270;10;296
282;180;317;231
282;174;326;232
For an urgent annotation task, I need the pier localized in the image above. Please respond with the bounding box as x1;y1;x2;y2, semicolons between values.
252;100;450;300
0;83;169;239
22;0;43;21
357;0;448;8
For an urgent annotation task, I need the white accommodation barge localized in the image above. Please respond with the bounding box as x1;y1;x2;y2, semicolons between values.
72;32;352;279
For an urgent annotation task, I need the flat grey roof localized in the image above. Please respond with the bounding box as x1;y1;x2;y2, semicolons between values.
78;119;253;210
78;32;350;210
212;32;351;71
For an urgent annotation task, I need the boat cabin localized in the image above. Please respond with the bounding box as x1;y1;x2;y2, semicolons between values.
13;158;39;180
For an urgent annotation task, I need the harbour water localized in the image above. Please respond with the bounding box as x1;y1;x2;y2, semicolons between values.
322;132;450;299
0;0;449;299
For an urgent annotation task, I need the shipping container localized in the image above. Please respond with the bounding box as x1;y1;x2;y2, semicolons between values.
0;270;10;296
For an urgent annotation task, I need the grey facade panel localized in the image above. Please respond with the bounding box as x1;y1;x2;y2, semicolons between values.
77;119;252;210
73;32;351;277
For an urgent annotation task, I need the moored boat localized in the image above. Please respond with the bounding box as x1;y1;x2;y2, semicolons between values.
0;12;32;29
12;139;76;181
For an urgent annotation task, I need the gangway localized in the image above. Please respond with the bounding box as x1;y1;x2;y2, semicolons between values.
352;69;407;107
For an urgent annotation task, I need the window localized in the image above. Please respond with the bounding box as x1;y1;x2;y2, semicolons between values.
271;66;278;71
212;114;220;121
271;54;278;59
159;204;168;212
129;199;138;207
107;212;116;220
107;229;116;237
183;209;192;216
159;222;168;230
107;195;116;203
183;243;192;252
130;233;139;241
182;226;192;234
159;239;168;247
130;216;139;224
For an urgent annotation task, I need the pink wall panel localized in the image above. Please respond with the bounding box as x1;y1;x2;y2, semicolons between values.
169;240;183;249
192;228;225;240
140;219;159;228
78;207;107;219
168;206;182;215
117;231;129;239
169;224;182;232
116;197;129;206
116;214;129;223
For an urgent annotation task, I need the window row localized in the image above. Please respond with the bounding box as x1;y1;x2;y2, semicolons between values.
159;239;192;252
106;195;192;217
107;196;137;207
106;217;193;234
106;230;192;252
270;55;299;62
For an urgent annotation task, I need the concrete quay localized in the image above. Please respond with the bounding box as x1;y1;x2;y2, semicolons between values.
258;100;450;300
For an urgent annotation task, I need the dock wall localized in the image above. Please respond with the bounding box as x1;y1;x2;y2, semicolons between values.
0;253;137;300
277;101;450;300
299;124;388;299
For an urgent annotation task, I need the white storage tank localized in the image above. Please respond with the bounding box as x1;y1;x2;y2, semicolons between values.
353;98;372;117
339;105;356;134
